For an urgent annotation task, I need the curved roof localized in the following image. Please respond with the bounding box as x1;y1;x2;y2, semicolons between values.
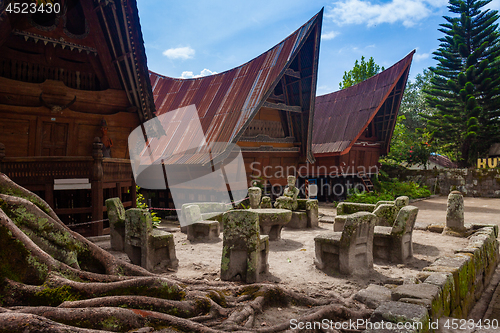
312;50;415;156
148;10;323;164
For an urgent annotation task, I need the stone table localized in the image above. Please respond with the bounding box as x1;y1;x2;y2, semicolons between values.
251;208;292;241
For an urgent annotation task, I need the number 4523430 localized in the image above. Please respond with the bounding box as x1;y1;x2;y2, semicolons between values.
444;319;499;330
5;1;61;14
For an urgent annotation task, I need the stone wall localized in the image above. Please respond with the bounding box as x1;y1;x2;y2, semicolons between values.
394;168;500;197
361;225;499;332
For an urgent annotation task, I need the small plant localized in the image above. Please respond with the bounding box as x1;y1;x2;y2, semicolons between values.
136;186;161;227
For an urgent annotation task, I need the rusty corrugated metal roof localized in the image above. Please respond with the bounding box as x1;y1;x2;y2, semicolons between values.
147;10;323;165
312;50;415;156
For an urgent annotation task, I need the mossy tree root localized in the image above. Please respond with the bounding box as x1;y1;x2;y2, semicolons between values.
0;173;372;332
7;306;224;333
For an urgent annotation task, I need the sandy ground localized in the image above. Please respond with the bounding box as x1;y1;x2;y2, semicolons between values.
96;196;500;298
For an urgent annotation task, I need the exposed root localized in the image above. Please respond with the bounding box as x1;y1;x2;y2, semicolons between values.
0;173;373;332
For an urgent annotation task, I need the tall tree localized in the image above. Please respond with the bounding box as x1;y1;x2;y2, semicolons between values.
339;56;384;89
425;0;500;167
399;69;435;131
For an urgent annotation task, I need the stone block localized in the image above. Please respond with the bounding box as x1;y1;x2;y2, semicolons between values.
187;220;220;241
391;283;442;319
105;197;126;251
354;284;392;309
370;301;429;333
423;253;474;316
287;211;308;228
443;191;465;234
424;272;454;317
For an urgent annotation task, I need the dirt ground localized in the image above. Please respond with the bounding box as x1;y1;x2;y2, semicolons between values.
97;196;500;298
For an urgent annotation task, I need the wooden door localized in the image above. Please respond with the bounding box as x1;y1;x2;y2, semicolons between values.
41;122;68;156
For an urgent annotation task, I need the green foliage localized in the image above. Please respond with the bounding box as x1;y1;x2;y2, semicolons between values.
388;115;434;167
339;56;384;89
345;173;431;204
136;186;161;228
425;0;500;167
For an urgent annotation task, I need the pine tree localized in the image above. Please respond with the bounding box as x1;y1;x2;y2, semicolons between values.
425;0;500;167
339;56;384;89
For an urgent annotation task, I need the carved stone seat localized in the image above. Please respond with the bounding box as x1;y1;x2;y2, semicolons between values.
315;212;377;275
334;196;408;231
184;205;220;241
105;197;126;251
124;208;178;271
373;205;419;263
286;199;319;229
220;210;269;283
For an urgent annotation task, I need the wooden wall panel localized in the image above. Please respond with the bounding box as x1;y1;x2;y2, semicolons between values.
0;103;140;158
0;118;30;156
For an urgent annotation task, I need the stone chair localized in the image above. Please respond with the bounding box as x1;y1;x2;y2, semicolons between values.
184;204;220;241
286;199;319;229
315;212;377;275
333;203;397;231
336;196;409;216
334;196;409;231
124;208;178;271
105;197;126;251
180;202;227;225
220;210;269;283
373;205;419;263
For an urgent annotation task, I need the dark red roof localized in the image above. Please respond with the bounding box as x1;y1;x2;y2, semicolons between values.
146;10;323;165
312;51;414;156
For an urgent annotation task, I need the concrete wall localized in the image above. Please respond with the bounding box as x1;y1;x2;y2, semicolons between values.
394;168;500;198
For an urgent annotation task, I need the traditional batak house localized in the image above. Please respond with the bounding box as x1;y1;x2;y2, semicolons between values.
304;51;415;201
144;10;322;206
0;0;155;235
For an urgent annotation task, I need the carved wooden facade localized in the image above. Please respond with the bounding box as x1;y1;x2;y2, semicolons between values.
0;0;155;235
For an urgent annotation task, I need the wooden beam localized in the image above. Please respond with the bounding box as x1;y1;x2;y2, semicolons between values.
262;101;302;113
285;68;301;79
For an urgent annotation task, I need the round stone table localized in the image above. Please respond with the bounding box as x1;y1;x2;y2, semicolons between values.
251;208;292;240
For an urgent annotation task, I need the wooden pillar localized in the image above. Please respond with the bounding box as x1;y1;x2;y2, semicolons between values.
0;142;5;174
44;183;54;209
91;137;104;236
131;179;137;208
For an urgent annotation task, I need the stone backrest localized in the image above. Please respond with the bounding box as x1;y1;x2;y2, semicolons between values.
337;202;375;215
340;212;377;274
181;202;226;226
395;196;409;209
391;205;419;236
372;204;398;227
124;208;178;271
221;209;269;283
340;212;377;250
105;197;126;251
183;204;202;225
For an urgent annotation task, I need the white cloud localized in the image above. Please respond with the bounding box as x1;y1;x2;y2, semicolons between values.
327;0;447;27
163;46;195;60
414;52;430;61
181;68;218;79
321;31;339;40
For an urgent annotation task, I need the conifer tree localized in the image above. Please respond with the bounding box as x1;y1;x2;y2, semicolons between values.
425;0;500;167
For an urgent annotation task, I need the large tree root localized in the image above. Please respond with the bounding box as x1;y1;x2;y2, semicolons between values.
0;173;373;332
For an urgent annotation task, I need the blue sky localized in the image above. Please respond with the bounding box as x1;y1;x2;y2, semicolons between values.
137;0;499;96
